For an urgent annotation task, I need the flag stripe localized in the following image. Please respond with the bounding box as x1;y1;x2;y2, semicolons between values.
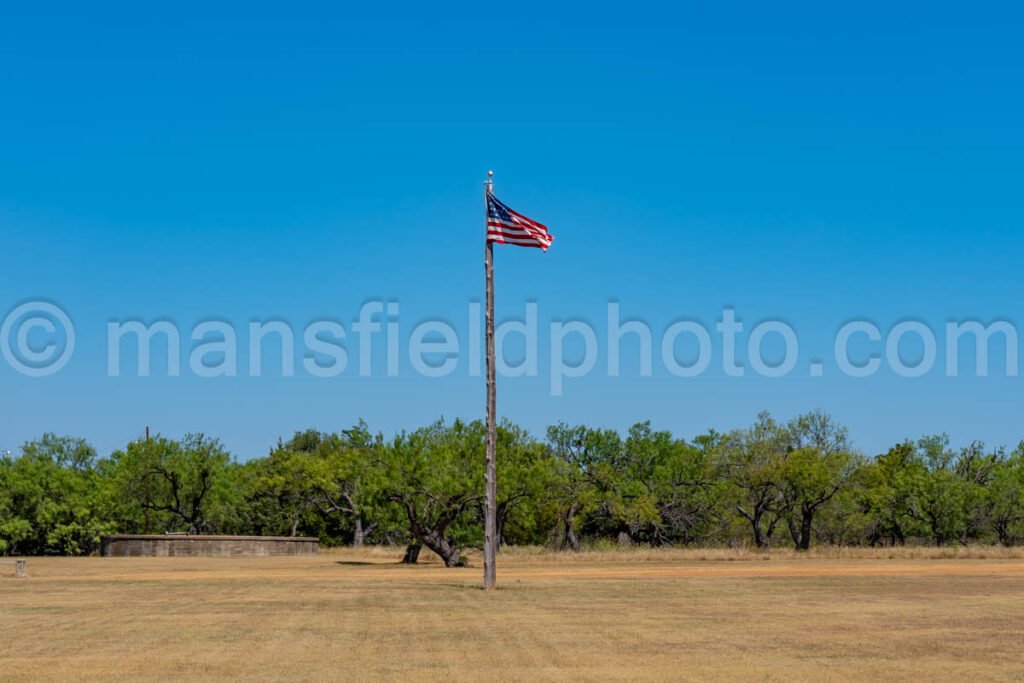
486;230;551;244
487;230;552;247
486;222;552;240
487;236;547;248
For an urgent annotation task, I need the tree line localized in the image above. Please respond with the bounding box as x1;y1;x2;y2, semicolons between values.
2;411;1023;563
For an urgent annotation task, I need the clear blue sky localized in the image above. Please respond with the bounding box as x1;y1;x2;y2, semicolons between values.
2;2;1022;459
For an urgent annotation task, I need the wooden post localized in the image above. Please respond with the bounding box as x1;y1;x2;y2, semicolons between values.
483;172;497;590
144;426;151;534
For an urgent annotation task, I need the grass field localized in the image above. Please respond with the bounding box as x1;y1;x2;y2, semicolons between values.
2;547;1023;682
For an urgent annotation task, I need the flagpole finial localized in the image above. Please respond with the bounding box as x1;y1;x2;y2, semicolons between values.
487;170;494;177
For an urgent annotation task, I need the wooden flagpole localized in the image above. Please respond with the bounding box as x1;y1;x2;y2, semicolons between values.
483;170;497;590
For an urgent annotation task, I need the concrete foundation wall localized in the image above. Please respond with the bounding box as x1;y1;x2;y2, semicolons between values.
100;535;318;557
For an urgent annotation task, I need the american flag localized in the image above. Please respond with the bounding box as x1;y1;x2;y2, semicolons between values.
486;193;554;251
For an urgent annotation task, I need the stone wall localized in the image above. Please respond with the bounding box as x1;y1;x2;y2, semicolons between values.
100;534;318;557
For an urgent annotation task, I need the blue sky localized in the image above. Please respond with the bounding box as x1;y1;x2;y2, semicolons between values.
2;2;1022;458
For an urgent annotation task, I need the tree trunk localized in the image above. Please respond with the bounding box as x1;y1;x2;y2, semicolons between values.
994;521;1013;548
564;505;581;552
751;510;769;549
787;514;801;549
565;524;581;552
352;520;377;548
419;530;465;567
402;543;421;564
796;507;813;551
394;496;469;568
550;504;582;552
738;504;771;549
352;520;372;548
352;518;365;548
496;503;507;550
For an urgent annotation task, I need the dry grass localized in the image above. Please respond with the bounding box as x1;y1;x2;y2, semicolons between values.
2;548;1023;682
489;543;1024;563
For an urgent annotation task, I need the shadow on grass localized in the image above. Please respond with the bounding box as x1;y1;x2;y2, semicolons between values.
334;560;478;569
333;560;456;567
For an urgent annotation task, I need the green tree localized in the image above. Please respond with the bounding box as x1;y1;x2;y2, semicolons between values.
0;435;113;555
248;447;322;537
954;441;1001;543
544;424;610;550
602;423;724;546
491;422;557;547
109;434;234;534
380;419;484;566
988;443;1024;546
909;435;970;546
250;424;393;546
778;411;861;551
860;442;928;546
716;413;787;549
